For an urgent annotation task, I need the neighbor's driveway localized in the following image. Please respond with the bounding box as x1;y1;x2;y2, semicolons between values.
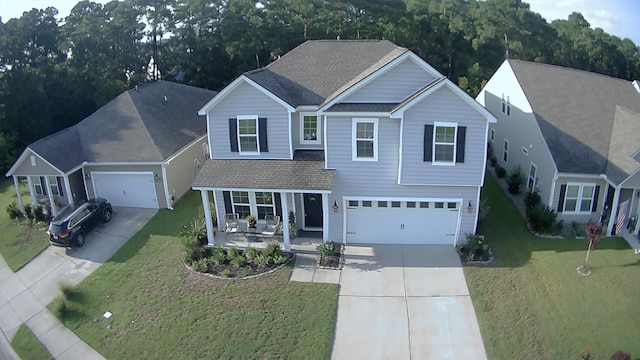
331;245;487;360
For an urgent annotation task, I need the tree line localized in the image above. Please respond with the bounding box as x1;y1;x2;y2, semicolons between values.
1;0;639;173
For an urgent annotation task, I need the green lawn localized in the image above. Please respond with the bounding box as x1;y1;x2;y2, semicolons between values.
467;174;640;359
10;324;53;360
48;191;338;359
0;179;50;271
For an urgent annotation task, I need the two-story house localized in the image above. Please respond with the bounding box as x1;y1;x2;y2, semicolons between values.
193;40;496;250
477;59;640;236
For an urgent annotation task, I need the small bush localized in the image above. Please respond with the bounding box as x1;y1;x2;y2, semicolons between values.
191;258;208;273
457;234;492;262
180;218;207;242
495;166;506;178
273;254;289;265
229;254;247;268
209;247;226;266
183;253;194;266
526;204;557;234
264;242;283;258
6;202;24;219
560;221;587;238
524;191;541;208
220;269;232;277
54;300;69;318
254;253;271;268
33;204;50;222
23;204;34;221
506;165;523;194
226;247;242;258
489;155;497;167
59;283;75;300
244;247;260;262
316;241;338;262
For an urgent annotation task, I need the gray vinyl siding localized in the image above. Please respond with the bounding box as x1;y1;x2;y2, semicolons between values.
291;111;323;150
400;87;486;186
11;150;62;176
553;174;608;223
84;164;167;209
325;115;479;243
343;59;436;103
208;82;291;159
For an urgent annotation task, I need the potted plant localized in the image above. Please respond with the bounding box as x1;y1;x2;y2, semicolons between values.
245;215;257;228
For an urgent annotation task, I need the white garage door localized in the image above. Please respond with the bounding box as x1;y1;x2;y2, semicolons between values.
92;172;159;209
346;199;460;245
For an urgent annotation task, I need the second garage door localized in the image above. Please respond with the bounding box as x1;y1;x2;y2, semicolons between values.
345;199;459;245
92;172;159;209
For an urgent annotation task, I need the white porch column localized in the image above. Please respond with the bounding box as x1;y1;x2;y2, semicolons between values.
212;190;223;234
26;176;36;205
322;193;329;243
64;174;73;205
201;190;215;246
12;176;24;209
281;192;290;251
606;186;621;236
44;176;57;216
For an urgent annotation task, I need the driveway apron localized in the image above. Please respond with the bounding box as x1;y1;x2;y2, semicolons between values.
331;244;487;360
0;207;156;360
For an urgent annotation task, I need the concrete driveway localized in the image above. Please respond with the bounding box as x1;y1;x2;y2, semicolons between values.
0;207;156;359
331;245;487;360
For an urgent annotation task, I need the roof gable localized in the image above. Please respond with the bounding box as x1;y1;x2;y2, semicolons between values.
509;59;640;175
606;106;640;183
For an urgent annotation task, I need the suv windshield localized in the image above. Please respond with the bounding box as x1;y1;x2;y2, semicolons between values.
48;222;68;234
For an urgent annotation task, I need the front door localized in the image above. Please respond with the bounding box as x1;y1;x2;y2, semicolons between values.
303;193;323;228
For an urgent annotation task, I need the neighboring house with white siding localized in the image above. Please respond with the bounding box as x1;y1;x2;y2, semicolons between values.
193;40;496;249
477;59;640;236
6;81;216;215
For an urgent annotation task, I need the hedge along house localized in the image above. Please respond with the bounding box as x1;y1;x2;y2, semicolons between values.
6;81;216;215
193;40;496;250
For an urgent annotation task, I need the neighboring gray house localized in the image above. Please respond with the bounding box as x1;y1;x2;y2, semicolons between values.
6;81;216;214
193;40;496;249
477;59;640;236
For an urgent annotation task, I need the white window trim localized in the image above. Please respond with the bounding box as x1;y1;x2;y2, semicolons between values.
32;176;44;196
352;118;378;161
299;112;321;145
231;191;251;218
503;139;509;163
237;115;259;155
563;182;596;214
47;176;62;197
432;121;457;166
231;191;276;220
528;163;537;192
501;94;506;113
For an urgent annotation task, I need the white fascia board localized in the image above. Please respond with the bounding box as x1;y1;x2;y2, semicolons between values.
192;186;333;194
320;111;391;118
392;79;497;123
295;105;318;112
83;161;164;166
198;75;295;115
5;147;65;177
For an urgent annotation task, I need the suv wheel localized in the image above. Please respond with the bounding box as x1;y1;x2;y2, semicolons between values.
103;209;112;223
75;233;85;247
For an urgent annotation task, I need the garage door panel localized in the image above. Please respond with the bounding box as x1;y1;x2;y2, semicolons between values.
92;173;158;209
346;200;459;245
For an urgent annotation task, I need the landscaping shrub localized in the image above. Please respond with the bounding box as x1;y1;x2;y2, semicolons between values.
23;204;34;221
495;165;506;178
33;204;50;222
254;253;271;268
229;254;247;268
506;165;523;194
180;218;207;242
264;242;283;258
59;282;75;300
526;204;557;234
191;258;208;273
524;191;541;208
457;234;492;262
54;300;69;318
560;221;587;239
489;155;497;167
6;202;24;219
209;247;226;266
243;247;259;262
316;241;338;262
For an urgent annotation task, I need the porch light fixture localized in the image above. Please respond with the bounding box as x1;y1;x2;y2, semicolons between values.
154;173;160;180
332;201;339;212
466;201;473;213
85;173;90;180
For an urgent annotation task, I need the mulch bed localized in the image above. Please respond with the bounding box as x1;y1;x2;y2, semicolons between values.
207;253;295;278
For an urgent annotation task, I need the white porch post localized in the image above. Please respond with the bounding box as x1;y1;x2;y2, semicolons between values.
281;192;290;251
26;176;36;205
212;190;223;234
44;176;57;216
606;186;621;236
322;193;329;242
201;190;215;246
64;174;73;205
12;176;24;209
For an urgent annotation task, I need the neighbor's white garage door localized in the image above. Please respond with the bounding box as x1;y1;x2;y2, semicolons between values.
345;199;460;245
92;172;159;209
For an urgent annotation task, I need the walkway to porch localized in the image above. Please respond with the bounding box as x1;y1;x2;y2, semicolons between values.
620;229;640;253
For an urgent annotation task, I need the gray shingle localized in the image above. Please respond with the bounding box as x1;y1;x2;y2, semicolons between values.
509;60;640;175
193;159;335;191
325;103;399;112
606;106;640;183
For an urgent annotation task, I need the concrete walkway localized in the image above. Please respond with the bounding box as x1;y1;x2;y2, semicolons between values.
331;244;487;360
0;208;156;359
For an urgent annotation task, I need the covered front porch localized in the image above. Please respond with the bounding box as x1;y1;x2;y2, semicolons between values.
192;159;336;251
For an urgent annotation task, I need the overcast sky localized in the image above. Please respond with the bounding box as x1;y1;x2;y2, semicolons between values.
1;0;639;44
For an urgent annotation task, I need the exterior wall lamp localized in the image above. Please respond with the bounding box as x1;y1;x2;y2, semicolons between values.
332;201;339;212
466;201;474;213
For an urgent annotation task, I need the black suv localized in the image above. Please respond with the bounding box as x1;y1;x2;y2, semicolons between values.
47;198;113;247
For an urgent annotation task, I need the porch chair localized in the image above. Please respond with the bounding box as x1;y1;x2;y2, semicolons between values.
260;215;281;236
224;213;240;241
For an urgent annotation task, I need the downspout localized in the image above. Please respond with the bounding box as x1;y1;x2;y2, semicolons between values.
606;185;621;236
162;164;173;210
64;173;73;205
548;172;558;208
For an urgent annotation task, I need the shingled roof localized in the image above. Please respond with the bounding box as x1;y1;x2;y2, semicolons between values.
509;60;640;179
246;40;407;107
27;81;216;172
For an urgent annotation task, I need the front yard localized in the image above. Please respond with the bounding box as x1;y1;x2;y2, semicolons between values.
467;175;640;358
47;192;338;359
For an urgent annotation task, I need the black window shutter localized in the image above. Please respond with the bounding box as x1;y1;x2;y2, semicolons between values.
40;177;47;196
57;177;64;197
259;117;268;152
223;191;232;214
456;126;466;163
592;185;600;212
229;118;238;152
274;193;282;217
557;184;566;212
423;125;434;162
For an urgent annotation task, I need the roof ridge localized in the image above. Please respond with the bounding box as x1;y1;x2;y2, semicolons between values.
509;59;633;84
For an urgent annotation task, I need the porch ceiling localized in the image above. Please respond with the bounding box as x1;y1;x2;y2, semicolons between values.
193;159;335;191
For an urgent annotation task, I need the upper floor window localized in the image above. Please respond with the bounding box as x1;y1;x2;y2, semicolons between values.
503;139;509;163
561;183;597;213
433;122;457;164
300;113;320;144
238;116;258;153
352;118;378;161
501;94;511;116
